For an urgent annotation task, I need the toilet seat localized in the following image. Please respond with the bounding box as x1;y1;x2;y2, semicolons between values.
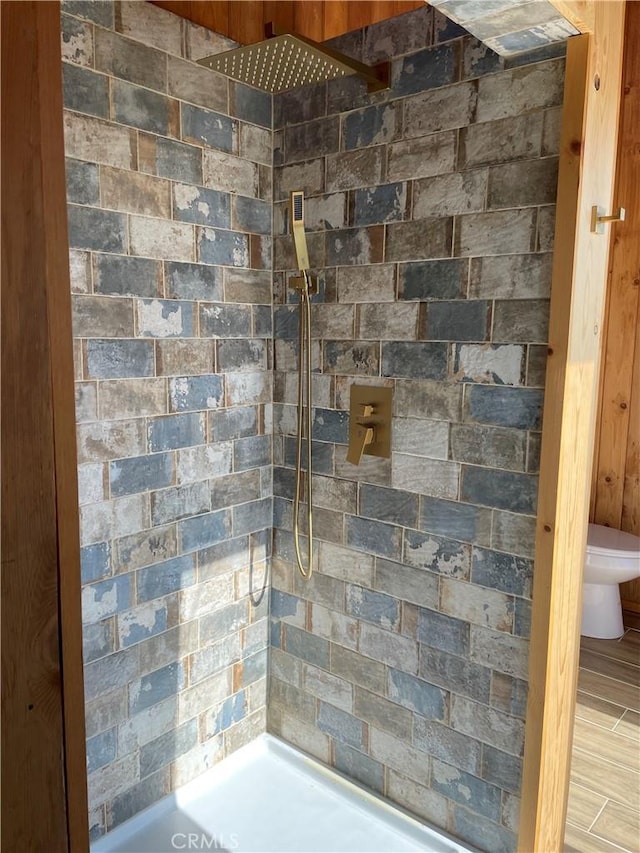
587;523;640;555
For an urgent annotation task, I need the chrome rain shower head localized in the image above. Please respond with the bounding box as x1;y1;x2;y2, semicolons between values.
197;29;389;95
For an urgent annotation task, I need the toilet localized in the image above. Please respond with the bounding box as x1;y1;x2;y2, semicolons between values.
582;523;640;639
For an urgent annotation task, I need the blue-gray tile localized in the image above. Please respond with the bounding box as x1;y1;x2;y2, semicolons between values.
312;408;349;444
81;541;112;584
168;375;224;412
420;496;492;545
129;662;185;714
151;482;210;526
481;744;522;794
83;620;115;663
233;498;271;536
271;589;303;620
431;759;501;821
461;466;537;514
359;484;418;527
140;720;197;777
82;574;131;624
198;228;250;267
209;407;258;442
318;701;365;749
137;555;196;603
137;299;195;338
179;509;232;553
94;255;162;298
66;158;100;205
113;80;177;137
165;261;223;302
472;547;533;597
68;205;127;253
346;516;402;561
199;303;252;338
404;530;471;578
119;602;168;648
234;196;271;235
464;386;543;430
110;453;173;498
398;259;468;301
148;413;206;452
346;585;399;630
86;339;155;379
181;103;234;151
418;608;469;655
452;804;516;853
63;0;113;27
86;729;117;774
334;742;384;793
173;184;231;228
419;647;491;704
388;668;447;720
392;42;460;97
284;624;329;669
231;82;272;129
343;103;399;151
352;183;408;226
217;339;267;372
234;435;271;471
208;692;247;735
423;301;490;342
109;770;168;831
63;63;109;118
382;342;448;380
155;137;203;184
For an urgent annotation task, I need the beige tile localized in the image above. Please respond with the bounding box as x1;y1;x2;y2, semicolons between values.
579;667;640;713
572;717;640;773
591;800;640;853
566;782;606;831
614;709;640;741
570;748;640;810
564;821;631;853
576;690;626;730
582;634;640;667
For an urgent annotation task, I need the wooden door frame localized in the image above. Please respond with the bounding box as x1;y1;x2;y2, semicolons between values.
519;3;626;851
1;2;89;850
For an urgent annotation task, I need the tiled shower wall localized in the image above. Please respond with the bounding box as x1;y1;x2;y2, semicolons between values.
62;1;273;838
269;8;564;852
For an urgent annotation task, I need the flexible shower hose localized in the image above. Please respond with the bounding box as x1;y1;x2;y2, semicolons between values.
292;270;313;580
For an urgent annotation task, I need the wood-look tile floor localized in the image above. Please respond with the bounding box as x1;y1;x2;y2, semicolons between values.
565;620;640;853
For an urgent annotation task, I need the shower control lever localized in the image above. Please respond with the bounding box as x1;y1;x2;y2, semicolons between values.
347;385;392;466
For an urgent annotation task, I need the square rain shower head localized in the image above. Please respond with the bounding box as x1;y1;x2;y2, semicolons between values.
197;32;389;95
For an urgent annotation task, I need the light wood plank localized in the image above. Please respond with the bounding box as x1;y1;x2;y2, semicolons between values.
581;635;640;667
549;1;595;33
614;709;640;740
579;668;640;713
591;800;640;852
571;748;640;810
576;689;627;730
566;782;607;831
573;717;640;773
519;4;627;848
565;822;632;853
580;649;640;687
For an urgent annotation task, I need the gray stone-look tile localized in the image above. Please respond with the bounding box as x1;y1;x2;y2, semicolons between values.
343;103;401;151
423;301;490;342
450;424;527;470
94;28;167;92
346;585;399;631
112;79;178;137
68;205;127;254
398;259;468;301
173;183;231;229
461;466;537;514
414;717;481;775
94;255;163;299
476;59;565;122
472;547;533;598
334;742;384;793
493;299;549;343
63;63;109;118
431;759;502;822
61;13;94;66
66;158;99;205
388;132;457;182
413;169;487;219
346;516;402;561
464;385;543;430
352;183;408;226
418;646;491;705
359;484;418;528
392;42;460;97
404;81;477;139
382;342;448;380
459;113;543;169
181;103;235;152
469;253;552;300
388;668;447;720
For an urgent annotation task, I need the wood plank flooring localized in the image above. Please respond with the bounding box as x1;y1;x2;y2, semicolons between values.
565;620;640;852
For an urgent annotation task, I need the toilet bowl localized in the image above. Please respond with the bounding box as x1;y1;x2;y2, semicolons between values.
582;524;640;639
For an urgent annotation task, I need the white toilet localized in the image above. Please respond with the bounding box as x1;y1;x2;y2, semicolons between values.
582;523;640;639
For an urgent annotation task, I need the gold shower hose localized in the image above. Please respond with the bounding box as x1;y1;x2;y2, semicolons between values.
293;270;313;580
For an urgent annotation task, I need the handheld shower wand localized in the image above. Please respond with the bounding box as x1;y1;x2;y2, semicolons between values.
290;191;314;580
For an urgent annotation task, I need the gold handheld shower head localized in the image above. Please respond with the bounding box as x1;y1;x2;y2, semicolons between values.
290;191;310;272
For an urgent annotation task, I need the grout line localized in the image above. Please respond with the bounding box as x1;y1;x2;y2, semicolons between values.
587;798;609;832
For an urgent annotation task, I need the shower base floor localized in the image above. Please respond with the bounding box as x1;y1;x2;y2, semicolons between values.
92;734;472;853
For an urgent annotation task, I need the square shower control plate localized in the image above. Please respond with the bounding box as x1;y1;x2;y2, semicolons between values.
349;385;392;461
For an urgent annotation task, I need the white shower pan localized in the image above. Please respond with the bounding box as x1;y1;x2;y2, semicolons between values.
92;734;474;853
